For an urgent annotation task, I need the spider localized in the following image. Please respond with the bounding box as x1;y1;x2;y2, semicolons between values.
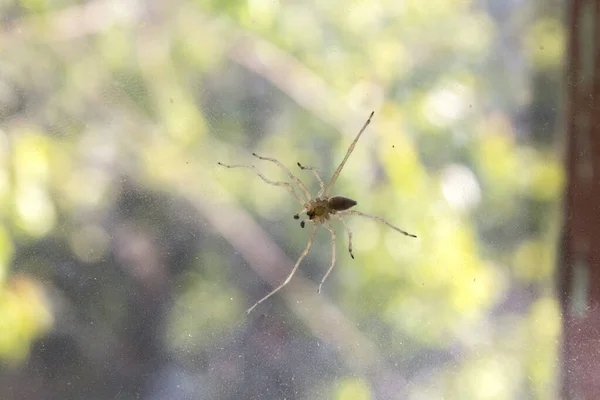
218;111;416;314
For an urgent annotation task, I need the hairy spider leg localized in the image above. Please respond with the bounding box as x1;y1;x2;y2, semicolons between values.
324;111;374;197
252;153;312;201
338;209;417;238
217;162;307;207
318;222;337;293
297;162;325;198
246;223;318;314
335;215;354;259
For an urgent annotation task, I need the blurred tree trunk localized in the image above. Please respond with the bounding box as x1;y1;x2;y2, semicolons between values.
561;0;600;398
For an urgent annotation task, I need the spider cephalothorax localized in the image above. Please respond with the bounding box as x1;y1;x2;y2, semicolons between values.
218;111;416;314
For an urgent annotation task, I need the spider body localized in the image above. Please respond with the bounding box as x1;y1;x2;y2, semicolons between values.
218;111;416;314
297;196;357;227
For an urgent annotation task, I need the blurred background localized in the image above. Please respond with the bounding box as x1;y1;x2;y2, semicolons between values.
0;0;566;399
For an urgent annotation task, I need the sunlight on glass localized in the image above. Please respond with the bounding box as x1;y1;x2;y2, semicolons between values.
423;83;469;127
473;261;507;307
528;297;560;395
530;297;560;343
526;18;565;68
459;355;520;399
247;0;280;27
372;40;413;81
449;264;499;313
14;131;51;184
0;294;27;362
334;377;372;400
347;1;384;32
403;0;470;22
0;276;53;363
162;94;206;144
475;118;519;192
513;240;554;282
421;221;477;284
15;185;56;237
525;155;565;201
142;140;191;184
440;164;481;211
381;139;423;195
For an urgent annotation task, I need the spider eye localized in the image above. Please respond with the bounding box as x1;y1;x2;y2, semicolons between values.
328;196;357;211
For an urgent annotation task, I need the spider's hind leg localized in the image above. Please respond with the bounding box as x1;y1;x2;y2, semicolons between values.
318;222;337;293
336;215;354;259
339;210;417;238
246;223;318;314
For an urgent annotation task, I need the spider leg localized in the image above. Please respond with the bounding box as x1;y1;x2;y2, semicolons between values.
297;162;325;198
252;153;312;201
335;215;354;259
217;162;307;207
324;111;374;197
338;209;417;238
318;222;337;293
246;223;318;314
299;217;311;228
293;208;307;220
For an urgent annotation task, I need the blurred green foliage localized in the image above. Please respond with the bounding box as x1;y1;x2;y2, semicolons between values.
0;0;565;398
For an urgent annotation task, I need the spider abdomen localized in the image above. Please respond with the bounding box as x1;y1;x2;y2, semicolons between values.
328;196;357;212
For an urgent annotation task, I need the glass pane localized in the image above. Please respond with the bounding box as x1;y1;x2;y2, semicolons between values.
0;0;564;398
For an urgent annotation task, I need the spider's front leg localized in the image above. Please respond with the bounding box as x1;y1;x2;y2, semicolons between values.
297;162;325;198
294;208;307;220
252;153;312;201
217;162;308;208
299;217;311;228
324;111;374;197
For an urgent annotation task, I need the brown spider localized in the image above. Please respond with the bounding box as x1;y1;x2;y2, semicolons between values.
218;111;416;314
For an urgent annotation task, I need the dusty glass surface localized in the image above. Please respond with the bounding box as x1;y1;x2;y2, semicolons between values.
0;0;564;399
